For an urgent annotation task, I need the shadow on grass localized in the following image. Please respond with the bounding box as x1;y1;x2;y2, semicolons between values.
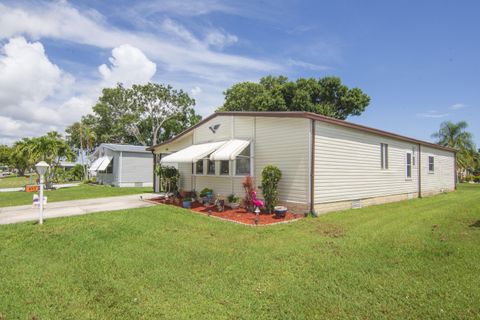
469;220;480;228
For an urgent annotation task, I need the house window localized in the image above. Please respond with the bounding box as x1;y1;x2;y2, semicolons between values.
196;160;204;175
380;143;389;169
406;152;412;179
106;158;114;174
428;156;435;172
220;160;229;175
235;146;251;175
207;159;215;175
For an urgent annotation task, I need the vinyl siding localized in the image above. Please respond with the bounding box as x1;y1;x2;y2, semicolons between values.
314;121;419;203
179;163;193;190
194;115;232;143
255;117;310;203
153;116;309;204
233;116;254;139
420;146;455;195
120;152;153;185
96;147;117;186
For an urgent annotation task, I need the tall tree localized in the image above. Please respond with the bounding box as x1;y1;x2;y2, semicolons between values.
432;121;477;177
74;83;201;147
129;83;197;146
218;75;371;120
66;121;97;180
10;138;34;176
0;145;11;166
11;132;76;184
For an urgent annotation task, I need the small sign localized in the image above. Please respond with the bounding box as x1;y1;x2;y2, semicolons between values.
25;185;39;193
32;194;47;207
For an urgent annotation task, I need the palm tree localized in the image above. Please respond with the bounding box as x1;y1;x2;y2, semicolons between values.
432;121;476;180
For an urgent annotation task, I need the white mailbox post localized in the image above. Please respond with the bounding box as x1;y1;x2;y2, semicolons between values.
35;161;49;225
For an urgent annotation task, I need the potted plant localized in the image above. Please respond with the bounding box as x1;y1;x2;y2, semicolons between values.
274;205;287;218
182;197;192;209
227;194;240;209
199;187;213;204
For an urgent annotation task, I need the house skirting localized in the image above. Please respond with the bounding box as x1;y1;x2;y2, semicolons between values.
313;189;454;215
115;182;153;188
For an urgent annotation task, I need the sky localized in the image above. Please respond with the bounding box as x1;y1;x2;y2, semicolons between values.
0;0;478;146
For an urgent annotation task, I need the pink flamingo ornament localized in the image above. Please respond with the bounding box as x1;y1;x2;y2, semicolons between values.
251;191;264;209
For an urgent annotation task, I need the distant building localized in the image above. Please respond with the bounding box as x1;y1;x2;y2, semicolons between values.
89;144;153;187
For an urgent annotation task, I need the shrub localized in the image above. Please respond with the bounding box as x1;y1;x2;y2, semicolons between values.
199;187;213;197
261;165;282;213
155;165;180;193
474;176;480;183
242;175;256;210
228;194;239;203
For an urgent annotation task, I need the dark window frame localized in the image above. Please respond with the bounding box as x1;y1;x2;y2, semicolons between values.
196;160;204;175
207;159;215;175
105;158;114;174
406;152;412;179
381;143;389;169
220;160;229;175
428;156;435;172
235;145;251;176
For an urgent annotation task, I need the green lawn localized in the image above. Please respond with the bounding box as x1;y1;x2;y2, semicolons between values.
0;184;153;207
1;185;479;319
0;174;38;189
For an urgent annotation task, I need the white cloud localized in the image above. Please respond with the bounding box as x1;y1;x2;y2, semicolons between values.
0;37;72;125
449;103;466;110
127;0;237;17
190;86;202;96
0;1;278;77
204;29;238;49
287;58;331;71
0;1;286;143
0;37;62;106
416;110;449;118
0;37;159;144
99;44;156;87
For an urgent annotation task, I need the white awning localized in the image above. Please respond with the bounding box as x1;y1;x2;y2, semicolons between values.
160;141;226;163
210;140;250;161
97;156;112;171
89;157;106;171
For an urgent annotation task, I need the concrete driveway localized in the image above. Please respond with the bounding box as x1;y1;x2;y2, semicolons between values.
0;193;156;225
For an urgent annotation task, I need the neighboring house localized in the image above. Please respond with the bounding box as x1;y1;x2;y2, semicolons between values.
58;161;77;171
147;112;456;214
89;144;153;187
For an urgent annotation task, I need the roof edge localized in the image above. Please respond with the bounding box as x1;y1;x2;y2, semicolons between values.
147;111;456;153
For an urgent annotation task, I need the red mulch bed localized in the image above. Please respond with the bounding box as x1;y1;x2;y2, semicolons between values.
147;197;303;225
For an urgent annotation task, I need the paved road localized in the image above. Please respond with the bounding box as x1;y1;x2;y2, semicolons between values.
0;183;81;193
0;193;156;225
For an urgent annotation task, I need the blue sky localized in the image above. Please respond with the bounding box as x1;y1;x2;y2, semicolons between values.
0;0;478;146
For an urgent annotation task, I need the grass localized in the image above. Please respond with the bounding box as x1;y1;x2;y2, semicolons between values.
0;174;38;189
0;184;479;319
0;184;153;207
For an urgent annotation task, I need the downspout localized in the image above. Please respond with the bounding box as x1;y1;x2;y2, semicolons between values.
152;151;157;192
454;151;457;190
118;151;123;187
418;144;422;198
310;119;315;213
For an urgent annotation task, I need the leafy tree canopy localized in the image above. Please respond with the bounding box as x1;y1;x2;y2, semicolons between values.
0;144;11;166
218;75;371;120
66;83;202;148
10;132;75;181
432;121;477;173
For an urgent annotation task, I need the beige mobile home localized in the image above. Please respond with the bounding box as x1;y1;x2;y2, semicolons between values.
148;112;456;214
